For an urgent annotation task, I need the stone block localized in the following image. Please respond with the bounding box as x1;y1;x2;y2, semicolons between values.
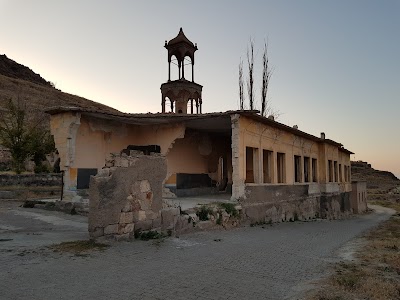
121;201;132;212
152;218;161;229
135;220;153;231
140;180;151;193
123;223;134;234
133;210;146;222
188;213;199;223
197;220;214;230
115;233;130;241
104;224;118;235
89;227;104;238
146;210;159;220
119;212;134;224
161;207;180;230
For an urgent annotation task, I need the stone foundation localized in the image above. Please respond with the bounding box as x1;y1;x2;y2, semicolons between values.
241;184;353;224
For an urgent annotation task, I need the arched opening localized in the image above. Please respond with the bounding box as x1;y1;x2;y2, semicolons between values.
178;109;183;114
169;54;181;81
182;55;192;81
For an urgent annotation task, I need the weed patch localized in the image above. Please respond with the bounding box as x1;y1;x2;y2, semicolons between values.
49;240;109;254
218;203;239;217
196;205;212;221
134;230;165;241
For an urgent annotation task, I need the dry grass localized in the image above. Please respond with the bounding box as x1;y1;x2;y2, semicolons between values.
307;200;400;300
49;240;109;254
0;74;120;119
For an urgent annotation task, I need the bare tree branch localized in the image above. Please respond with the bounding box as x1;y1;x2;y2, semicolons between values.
246;38;255;110
239;59;244;110
261;41;272;117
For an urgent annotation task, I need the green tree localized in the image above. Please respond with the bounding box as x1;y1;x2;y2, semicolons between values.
0;98;55;174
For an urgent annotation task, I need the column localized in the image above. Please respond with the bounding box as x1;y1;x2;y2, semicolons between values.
171;100;174;113
190;99;193;114
192;63;194;82
168;61;171;81
161;94;165;113
196;99;199;114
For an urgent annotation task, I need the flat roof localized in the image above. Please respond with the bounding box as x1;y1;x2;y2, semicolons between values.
46;106;353;154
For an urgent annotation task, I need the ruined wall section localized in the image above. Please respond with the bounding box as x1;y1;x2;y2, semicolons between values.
351;181;368;213
88;153;167;239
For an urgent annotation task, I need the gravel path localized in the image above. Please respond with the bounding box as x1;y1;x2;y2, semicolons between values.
0;202;393;300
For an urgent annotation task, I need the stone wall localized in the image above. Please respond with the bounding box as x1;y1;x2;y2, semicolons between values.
88;152;242;240
0;173;62;187
351;181;368;213
0;173;62;199
89;153;167;239
241;184;352;224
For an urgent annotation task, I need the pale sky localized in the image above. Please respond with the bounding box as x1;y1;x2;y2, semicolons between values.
1;0;399;177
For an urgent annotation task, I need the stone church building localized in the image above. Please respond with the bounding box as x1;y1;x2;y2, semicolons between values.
48;29;366;223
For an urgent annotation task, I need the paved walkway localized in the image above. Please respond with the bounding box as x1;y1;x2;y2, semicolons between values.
0;202;394;300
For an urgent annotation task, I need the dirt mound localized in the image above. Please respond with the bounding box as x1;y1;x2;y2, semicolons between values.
0;54;53;88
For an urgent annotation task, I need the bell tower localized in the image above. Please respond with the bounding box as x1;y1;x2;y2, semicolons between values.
161;28;203;114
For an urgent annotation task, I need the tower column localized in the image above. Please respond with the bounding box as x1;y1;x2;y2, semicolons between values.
200;99;202;114
192;63;194;82
161;94;166;113
168;60;171;81
182;59;185;79
190;99;193;114
171;99;174;113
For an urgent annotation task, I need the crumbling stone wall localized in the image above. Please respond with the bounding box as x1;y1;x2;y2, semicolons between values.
89;153;166;240
242;184;353;224
0;173;62;187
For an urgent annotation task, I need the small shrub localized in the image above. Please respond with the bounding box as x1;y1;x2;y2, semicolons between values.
218;203;239;217
135;230;164;241
197;205;212;221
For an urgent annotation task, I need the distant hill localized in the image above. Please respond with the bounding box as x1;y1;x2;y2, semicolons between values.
351;161;400;202
0;54;53;88
0;54;120;115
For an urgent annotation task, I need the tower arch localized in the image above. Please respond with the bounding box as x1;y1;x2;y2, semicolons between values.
161;28;203;114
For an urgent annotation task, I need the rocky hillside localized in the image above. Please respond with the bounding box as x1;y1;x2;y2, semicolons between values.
0;54;53;88
0;54;120;114
351;161;400;202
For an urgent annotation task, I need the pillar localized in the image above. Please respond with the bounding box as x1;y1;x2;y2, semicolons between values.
190;99;193;114
161;94;166;113
168;61;171;81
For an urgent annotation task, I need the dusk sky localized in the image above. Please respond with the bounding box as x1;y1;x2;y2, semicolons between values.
0;0;399;177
